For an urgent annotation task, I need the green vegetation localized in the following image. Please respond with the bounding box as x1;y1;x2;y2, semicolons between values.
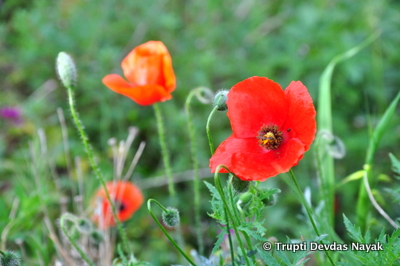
1;0;400;265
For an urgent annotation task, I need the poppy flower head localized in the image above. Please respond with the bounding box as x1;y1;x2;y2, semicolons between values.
92;181;144;229
102;41;176;106
209;76;316;182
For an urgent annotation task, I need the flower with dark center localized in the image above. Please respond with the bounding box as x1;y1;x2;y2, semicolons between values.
92;181;143;229
209;76;316;181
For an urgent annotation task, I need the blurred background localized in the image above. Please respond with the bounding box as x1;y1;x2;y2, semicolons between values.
1;0;399;264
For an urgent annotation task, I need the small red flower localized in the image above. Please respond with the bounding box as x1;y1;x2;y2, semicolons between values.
102;41;176;106
92;181;144;229
210;77;316;181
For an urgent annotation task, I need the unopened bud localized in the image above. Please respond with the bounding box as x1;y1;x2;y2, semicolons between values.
213;90;229;111
261;194;276;206
162;207;180;228
0;250;21;266
89;230;104;245
238;192;253;205
76;218;92;234
56;52;77;88
231;175;251;193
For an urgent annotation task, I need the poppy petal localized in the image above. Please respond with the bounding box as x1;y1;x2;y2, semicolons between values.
231;138;305;181
93;181;143;228
210;135;305;181
125;84;172;106
102;74;135;92
122;41;175;92
281;81;316;150
161;52;176;93
227;77;287;139
209;135;244;173
103;74;172;106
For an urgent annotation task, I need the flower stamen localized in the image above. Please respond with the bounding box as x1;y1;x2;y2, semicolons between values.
257;125;283;150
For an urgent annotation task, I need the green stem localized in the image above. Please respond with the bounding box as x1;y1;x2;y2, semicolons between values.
214;165;251;266
185;88;206;255
0;250;5;256
223;207;236;266
153;103;175;200
288;170;335;266
147;199;196;266
206;105;219;155
227;180;254;262
356;90;400;231
67;87;130;254
60;213;95;266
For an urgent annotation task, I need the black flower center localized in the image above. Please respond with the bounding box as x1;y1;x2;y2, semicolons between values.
257;125;283;150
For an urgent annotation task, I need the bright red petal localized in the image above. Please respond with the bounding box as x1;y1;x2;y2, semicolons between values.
209;135;244;173
227;77;287;139
161;52;176;93
210;135;305;181
125;84;172;105
103;74;172;105
121;41;175;93
281;81;316;151
103;74;135;92
231;138;305;181
93;181;143;228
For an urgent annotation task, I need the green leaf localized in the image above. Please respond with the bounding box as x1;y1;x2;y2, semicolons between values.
389;153;400;179
257;248;281;266
343;214;364;243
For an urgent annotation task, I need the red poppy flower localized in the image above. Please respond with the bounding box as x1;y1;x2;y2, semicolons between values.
102;41;176;106
210;76;316;181
92;181;144;229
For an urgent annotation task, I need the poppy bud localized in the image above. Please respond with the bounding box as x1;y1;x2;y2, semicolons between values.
238;192;253;205
0;250;21;266
213;90;229;111
89;230;104;245
237;192;253;215
261;194;276;206
231;175;251;193
162;207;180;228
76;218;93;235
56;52;77;89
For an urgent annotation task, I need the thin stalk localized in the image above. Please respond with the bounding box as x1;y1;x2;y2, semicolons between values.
214;165;251;266
223;207;236;266
317;32;380;228
60;213;95;266
356;90;400;231
288;170;335;266
67;87;130;254
227;180;255;262
153;103;176;200
147;199;196;266
206;105;219;155
362;166;398;229
185;88;207;255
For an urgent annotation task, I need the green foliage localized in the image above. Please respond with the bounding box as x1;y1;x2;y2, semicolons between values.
205;179;281;262
1;0;400;264
384;153;400;204
341;214;400;265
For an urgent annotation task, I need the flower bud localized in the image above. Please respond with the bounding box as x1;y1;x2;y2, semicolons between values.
162;207;180;228
261;194;276;206
231;175;251;193
237;192;253;215
89;230;104;245
56;52;77;88
213;90;229;111
0;250;21;266
238;192;253;205
76;218;93;235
